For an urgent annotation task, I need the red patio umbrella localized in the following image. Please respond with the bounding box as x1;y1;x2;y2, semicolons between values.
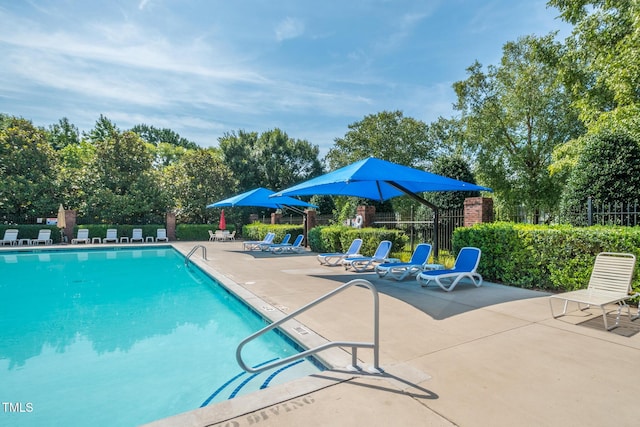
219;209;226;230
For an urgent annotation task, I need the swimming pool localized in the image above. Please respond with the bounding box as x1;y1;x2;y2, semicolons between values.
0;247;323;426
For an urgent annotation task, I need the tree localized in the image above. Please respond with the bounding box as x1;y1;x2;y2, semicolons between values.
453;34;584;218
325;110;432;170
163;148;237;224
130;124;199;150
0;116;59;217
84;129;167;223
219;128;323;192
427;155;480;210
549;0;640;125
48;117;80;150
560;129;640;223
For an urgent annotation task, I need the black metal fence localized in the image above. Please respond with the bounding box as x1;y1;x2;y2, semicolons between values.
373;208;464;254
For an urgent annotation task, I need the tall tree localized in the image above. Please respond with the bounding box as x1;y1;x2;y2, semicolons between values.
130;124;199;150
163;148;237;223
453;34;583;217
0;117;59;217
219;128;322;192
48;117;80;150
549;0;640;125
325;110;432;170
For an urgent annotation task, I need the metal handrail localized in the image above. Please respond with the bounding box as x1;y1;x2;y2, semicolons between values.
236;279;381;374
185;245;207;265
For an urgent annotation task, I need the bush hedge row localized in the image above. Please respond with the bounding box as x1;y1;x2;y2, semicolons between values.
242;223;304;243
307;225;408;256
453;222;640;292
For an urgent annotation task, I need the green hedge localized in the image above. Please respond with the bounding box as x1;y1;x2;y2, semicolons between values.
242;223;304;243
308;225;407;256
453;222;640;292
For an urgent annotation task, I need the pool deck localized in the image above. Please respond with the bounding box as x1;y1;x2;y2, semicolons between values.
7;241;637;426
139;241;640;427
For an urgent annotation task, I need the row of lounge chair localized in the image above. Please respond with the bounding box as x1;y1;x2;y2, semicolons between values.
242;232;305;254
316;237;639;331
320;239;483;292
0;229;53;246
72;228;169;244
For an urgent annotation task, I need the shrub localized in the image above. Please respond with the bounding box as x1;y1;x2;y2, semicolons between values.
308;225;407;255
453;222;640;292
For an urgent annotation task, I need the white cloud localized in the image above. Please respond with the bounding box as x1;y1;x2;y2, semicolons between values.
275;17;305;41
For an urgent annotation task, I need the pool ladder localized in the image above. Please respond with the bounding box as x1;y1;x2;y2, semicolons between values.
236;278;381;374
185;245;207;265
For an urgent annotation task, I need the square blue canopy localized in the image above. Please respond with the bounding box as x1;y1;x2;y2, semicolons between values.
272;157;491;202
207;187;317;210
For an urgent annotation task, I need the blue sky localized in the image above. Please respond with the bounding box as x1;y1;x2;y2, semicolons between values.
0;0;571;155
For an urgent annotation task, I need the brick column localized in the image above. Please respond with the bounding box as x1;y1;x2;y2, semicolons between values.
271;212;282;224
63;210;77;243
464;197;494;227
166;211;176;241
356;205;376;227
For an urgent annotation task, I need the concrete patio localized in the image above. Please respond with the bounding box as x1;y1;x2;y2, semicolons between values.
146;241;640;427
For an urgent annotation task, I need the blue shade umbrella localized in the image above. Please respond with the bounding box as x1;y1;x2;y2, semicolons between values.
272;157;492;256
207;187;317;209
271;157;491;201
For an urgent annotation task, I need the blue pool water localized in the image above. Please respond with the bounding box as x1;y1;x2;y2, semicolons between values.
0;247;322;426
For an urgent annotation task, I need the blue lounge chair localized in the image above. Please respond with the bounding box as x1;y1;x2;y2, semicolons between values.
261;233;290;251
416;247;483;292
375;243;433;281
271;234;305;254
317;238;363;266
343;240;392;272
243;232;275;251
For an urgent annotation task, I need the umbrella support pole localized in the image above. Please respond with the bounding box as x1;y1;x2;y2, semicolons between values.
385;181;440;258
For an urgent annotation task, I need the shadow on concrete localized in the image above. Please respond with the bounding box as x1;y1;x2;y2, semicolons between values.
309;273;549;320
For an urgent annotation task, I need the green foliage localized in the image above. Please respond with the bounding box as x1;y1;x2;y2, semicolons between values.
427;154;480;209
130;123;199;150
163;148;237;224
453;222;640;292
560;129;640;222
453;34;584;216
241;223;304;242
307;225;407;255
325;110;433;170
0;116;60;217
219;128;323;192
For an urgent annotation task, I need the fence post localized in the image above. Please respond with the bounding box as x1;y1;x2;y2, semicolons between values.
463;197;494;227
587;196;593;226
166;211;176;241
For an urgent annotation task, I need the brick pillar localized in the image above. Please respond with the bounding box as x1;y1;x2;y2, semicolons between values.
63;210;77;243
305;209;317;247
464;197;494;227
271;212;282;224
356;205;376;228
166;211;176;241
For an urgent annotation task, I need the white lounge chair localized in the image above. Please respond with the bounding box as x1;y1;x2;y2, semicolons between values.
375;243;433;281
156;228;169;242
271;234;305;254
103;228;118;243
343;240;392;272
549;252;639;331
72;229;90;244
317;238;363;266
30;229;52;246
243;232;275;251
130;228;144;243
0;229;19;246
416;247;483;292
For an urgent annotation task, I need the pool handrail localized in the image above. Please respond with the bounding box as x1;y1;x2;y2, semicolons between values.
185;245;207;265
236;278;381;374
